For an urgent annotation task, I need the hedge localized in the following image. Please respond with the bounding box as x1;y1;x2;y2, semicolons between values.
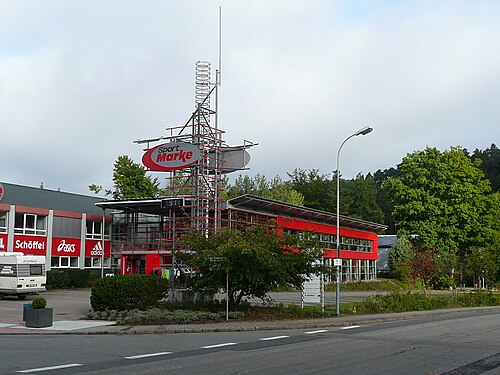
47;269;93;289
90;274;169;311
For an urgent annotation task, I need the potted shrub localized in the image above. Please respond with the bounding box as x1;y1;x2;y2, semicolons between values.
25;297;53;328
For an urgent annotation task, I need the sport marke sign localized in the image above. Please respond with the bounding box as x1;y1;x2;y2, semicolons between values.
142;142;201;172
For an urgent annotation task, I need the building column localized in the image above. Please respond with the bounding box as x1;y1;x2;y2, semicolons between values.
80;214;86;269
7;205;15;252
46;210;54;271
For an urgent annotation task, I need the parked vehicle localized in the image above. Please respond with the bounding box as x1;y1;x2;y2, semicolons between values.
0;252;46;300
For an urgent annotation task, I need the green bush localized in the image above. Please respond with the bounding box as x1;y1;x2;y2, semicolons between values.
63;269;91;288
345;291;500;315
456;292;498;307
46;270;71;289
47;269;93;289
32;297;47;309
86;271;102;287
90;274;169;311
352;291;450;314
115;308;244;325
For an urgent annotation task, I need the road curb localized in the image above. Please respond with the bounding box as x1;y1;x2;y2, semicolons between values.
69;305;500;335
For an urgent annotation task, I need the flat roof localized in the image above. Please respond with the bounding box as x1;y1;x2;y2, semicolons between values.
0;181;106;215
95;198;165;215
227;194;387;232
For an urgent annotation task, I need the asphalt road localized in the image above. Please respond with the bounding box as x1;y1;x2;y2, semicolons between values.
1;311;499;374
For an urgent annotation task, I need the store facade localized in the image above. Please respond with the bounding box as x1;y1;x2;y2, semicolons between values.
0;182;113;272
97;194;386;282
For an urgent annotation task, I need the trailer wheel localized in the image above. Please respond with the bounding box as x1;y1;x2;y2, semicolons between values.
0;294;3;300
17;295;27;300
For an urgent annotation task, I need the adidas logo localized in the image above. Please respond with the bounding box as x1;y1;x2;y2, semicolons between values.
90;242;104;256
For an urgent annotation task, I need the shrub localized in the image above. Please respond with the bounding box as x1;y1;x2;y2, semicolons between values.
63;269;91;288
46;270;71;289
353;291;450;314
114;308;244;325
47;269;93;289
456;292;498;307
326;279;403;292
32;297;47;309
90;274;169;311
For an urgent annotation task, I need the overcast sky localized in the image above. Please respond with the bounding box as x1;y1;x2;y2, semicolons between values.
1;1;499;195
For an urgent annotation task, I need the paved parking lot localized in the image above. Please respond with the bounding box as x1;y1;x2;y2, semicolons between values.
0;289;112;333
0;288;92;323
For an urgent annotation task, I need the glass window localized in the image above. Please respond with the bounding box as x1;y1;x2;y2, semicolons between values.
30;265;42;276
14;213;47;235
85;257;110;268
0;211;6;233
25;215;35;229
51;256;79;268
86;220;110;240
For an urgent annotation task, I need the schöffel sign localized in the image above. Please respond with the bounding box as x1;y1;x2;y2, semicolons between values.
142;142;201;172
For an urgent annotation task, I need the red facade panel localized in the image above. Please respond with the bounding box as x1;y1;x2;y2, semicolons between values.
52;237;81;257
0;233;7;251
277;216;379;261
53;210;83;219
85;239;111;257
13;235;47;255
15;206;50;215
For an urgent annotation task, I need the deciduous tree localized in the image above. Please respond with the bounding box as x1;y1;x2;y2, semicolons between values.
384;147;491;257
90;155;161;199
227;174;304;206
180;226;323;307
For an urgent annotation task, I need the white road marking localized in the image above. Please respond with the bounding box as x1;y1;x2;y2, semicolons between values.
341;325;361;330
17;363;82;373
201;342;238;349
260;335;290;341
305;329;328;334
125;352;173;360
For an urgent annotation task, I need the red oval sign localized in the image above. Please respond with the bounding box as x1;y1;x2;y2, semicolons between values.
142;142;201;172
0;183;4;202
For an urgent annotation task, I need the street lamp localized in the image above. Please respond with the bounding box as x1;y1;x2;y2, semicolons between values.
335;126;373;316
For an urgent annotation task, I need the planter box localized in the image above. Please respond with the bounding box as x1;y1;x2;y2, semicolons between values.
25;308;53;328
23;303;32;321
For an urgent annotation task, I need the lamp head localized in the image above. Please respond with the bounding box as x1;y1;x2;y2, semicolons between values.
355;126;373;136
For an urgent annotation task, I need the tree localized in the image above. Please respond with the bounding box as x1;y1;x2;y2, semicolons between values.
180;226;323;307
288;169;335;211
478;192;500;281
465;247;497;288
471;144;500;192
384;147;492;259
341;173;384;223
374;168;399;233
226;174;304;206
388;233;413;281
90;155;161;199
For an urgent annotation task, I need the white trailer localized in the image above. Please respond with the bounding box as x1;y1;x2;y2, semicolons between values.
0;252;46;300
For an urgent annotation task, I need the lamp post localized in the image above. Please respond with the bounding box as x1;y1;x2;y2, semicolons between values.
335;126;373;316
